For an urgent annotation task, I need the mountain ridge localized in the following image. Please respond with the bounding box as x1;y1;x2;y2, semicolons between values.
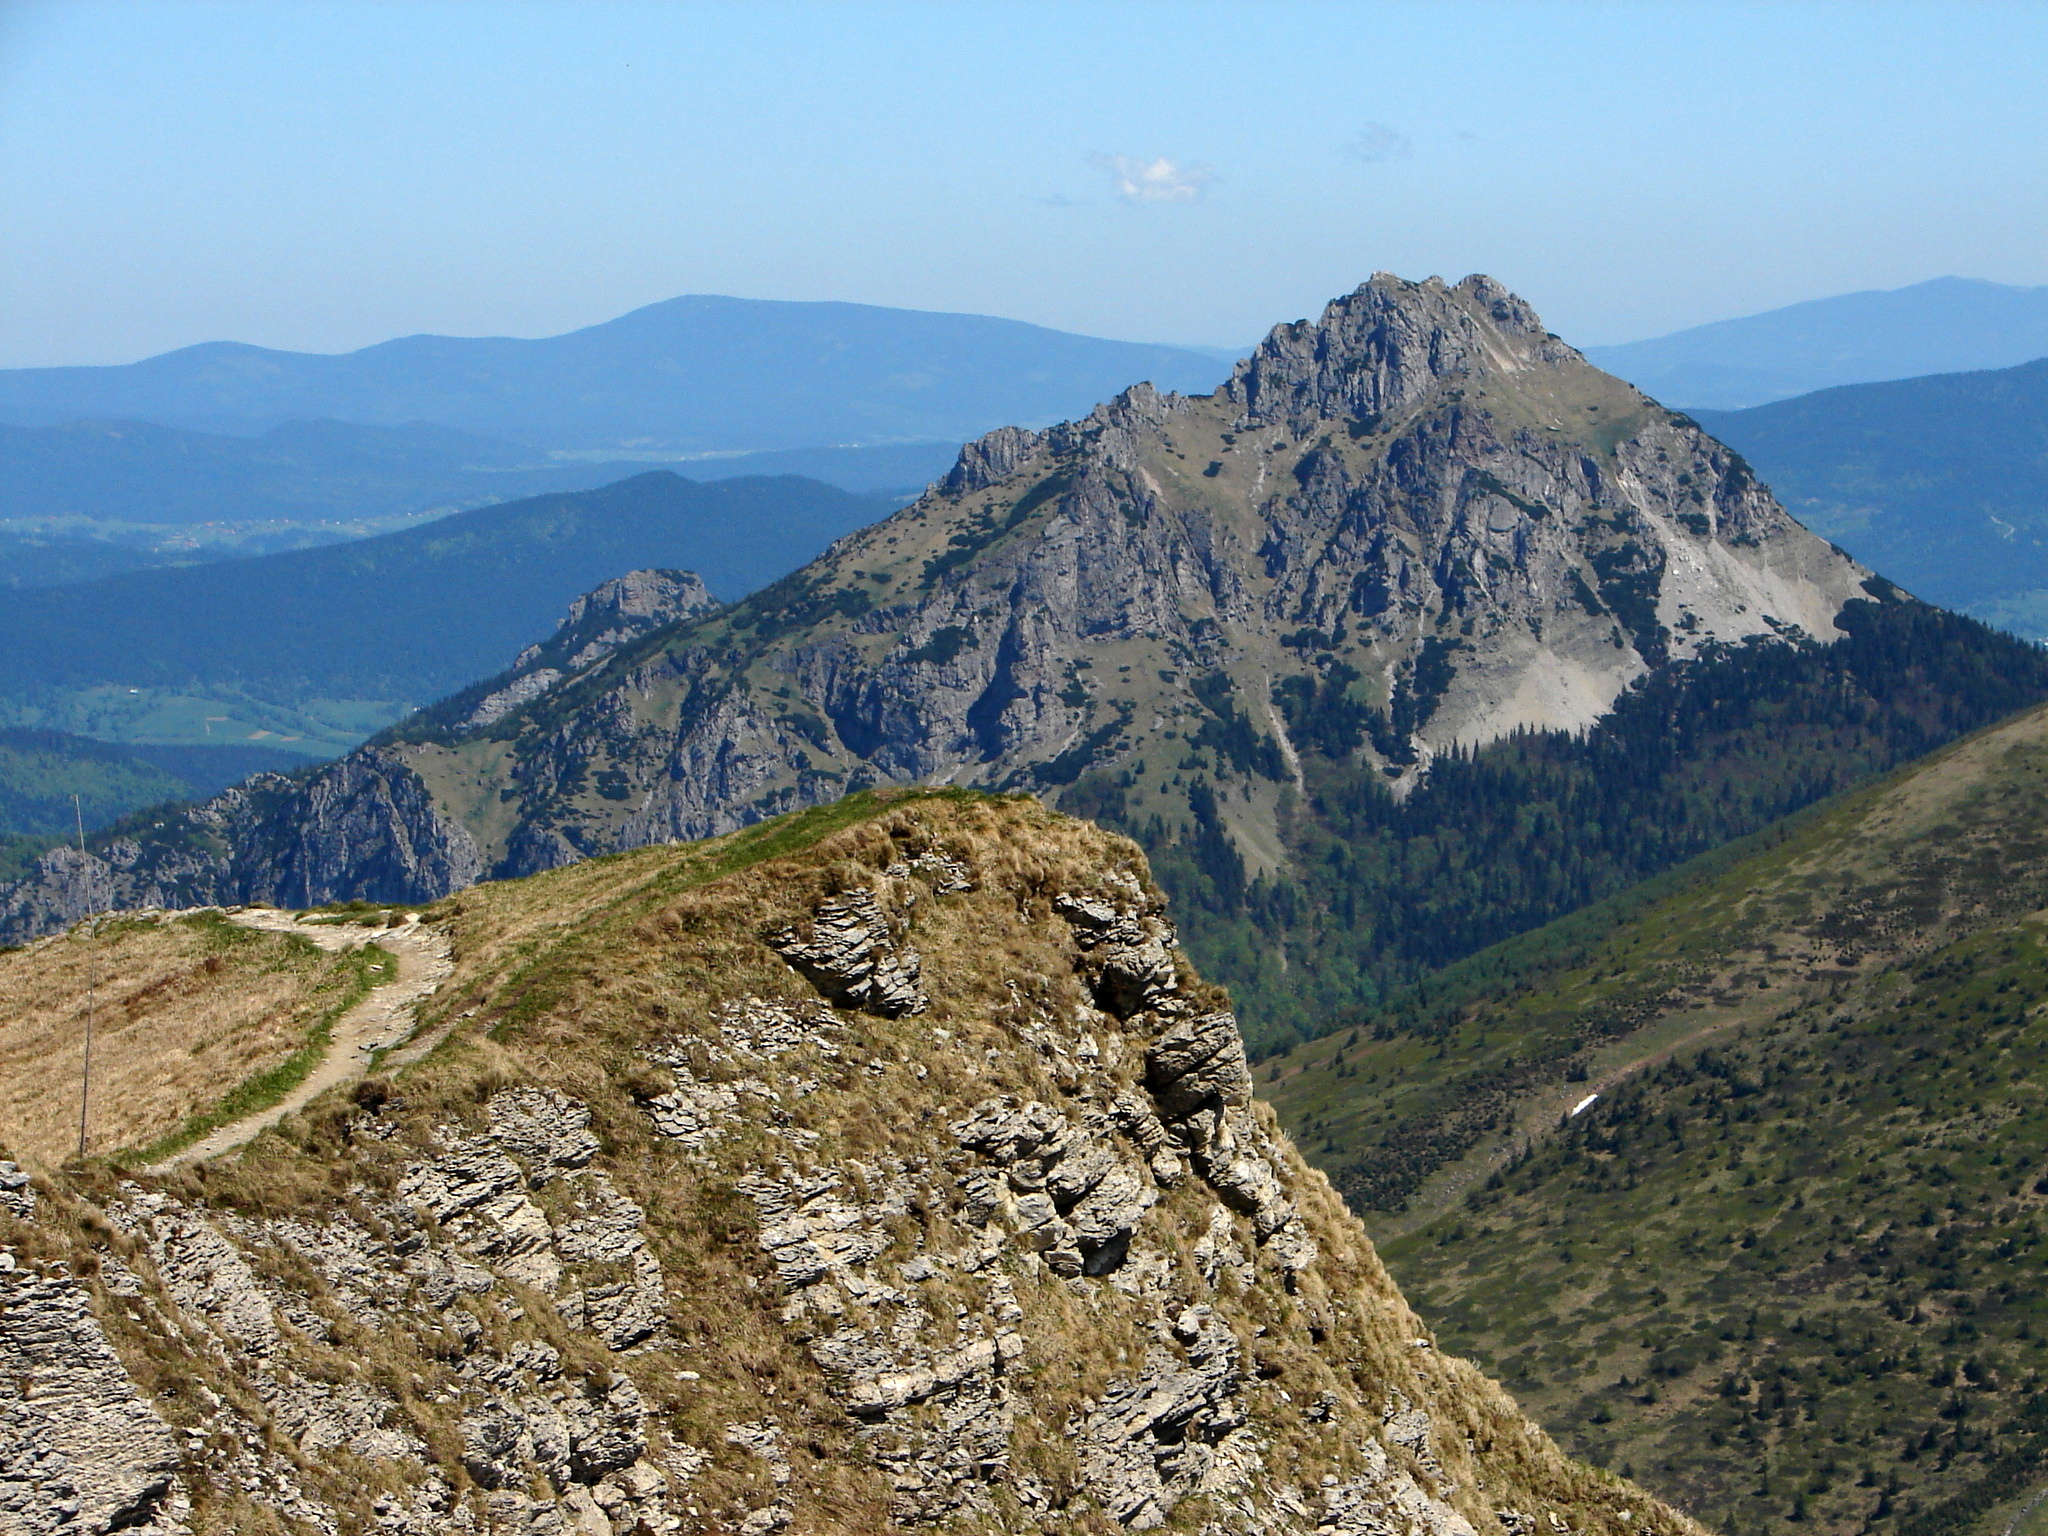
1584;276;2048;409
0;295;1231;453
0;789;1704;1535
0;272;1933;993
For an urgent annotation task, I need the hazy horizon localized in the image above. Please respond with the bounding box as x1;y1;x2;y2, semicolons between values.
4;0;2045;369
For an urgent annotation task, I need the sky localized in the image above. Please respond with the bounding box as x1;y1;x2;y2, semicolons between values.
1;0;2045;367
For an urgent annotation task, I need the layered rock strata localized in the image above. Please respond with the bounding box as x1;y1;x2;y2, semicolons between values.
0;793;1706;1534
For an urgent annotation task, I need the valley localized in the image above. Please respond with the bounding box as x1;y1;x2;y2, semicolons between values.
0;472;892;755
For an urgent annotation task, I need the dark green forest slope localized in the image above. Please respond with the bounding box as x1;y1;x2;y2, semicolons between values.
1265;693;2048;1536
1073;594;2048;1054
0;728;316;876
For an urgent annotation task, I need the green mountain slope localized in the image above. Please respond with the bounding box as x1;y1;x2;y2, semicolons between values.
0;471;893;752
1088;594;2048;1046
1693;358;2048;639
1267;698;2048;1535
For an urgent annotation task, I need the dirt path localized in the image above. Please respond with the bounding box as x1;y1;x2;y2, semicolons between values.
149;911;453;1171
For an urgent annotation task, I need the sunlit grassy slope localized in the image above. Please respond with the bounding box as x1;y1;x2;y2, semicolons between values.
1267;699;2048;1534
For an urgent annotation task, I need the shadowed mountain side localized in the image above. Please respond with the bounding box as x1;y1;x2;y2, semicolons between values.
0;728;321;885
1692;358;2048;638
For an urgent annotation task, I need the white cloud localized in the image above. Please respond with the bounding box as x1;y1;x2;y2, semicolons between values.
1089;153;1216;204
1350;122;1413;165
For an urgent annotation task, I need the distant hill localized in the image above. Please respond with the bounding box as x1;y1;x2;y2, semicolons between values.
1585;276;2048;408
0;295;1231;452
0;416;958;533
1694;357;2048;638
0;528;173;589
0;471;895;752
1267;697;2048;1534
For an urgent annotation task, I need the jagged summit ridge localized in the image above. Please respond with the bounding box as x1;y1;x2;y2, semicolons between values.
941;273;1566;492
1224;273;1574;436
0;273;1874;934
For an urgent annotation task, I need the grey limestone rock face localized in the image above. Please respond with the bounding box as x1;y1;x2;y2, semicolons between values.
0;1164;31;1220
1053;892;1181;1019
0;1266;187;1536
481;567;720;725
1071;1303;1256;1528
1143;1009;1253;1118
766;887;929;1016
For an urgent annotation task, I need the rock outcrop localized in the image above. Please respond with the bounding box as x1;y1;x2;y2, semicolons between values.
1;1166;188;1536
0;275;1876;942
0;791;1708;1534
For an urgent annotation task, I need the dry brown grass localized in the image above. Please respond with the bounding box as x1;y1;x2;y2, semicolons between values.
0;912;355;1168
19;791;1708;1535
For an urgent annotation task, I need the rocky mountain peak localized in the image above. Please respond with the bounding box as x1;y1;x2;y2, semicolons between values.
558;566;714;633
0;274;1876;940
1224;272;1578;437
478;567;720;727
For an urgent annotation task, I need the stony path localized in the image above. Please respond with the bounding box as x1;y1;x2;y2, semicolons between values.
149;911;453;1171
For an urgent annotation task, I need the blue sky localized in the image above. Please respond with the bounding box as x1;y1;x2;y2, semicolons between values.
2;0;2044;366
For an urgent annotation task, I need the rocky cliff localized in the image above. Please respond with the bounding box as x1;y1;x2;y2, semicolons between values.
0;790;1707;1535
0;274;1871;941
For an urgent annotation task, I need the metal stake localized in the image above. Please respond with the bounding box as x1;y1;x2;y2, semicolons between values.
73;795;96;1162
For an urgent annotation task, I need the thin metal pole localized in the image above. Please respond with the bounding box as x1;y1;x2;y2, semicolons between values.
73;795;96;1162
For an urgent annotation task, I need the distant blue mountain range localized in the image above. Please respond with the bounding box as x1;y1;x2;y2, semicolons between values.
1585;276;2048;409
0;295;1231;452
